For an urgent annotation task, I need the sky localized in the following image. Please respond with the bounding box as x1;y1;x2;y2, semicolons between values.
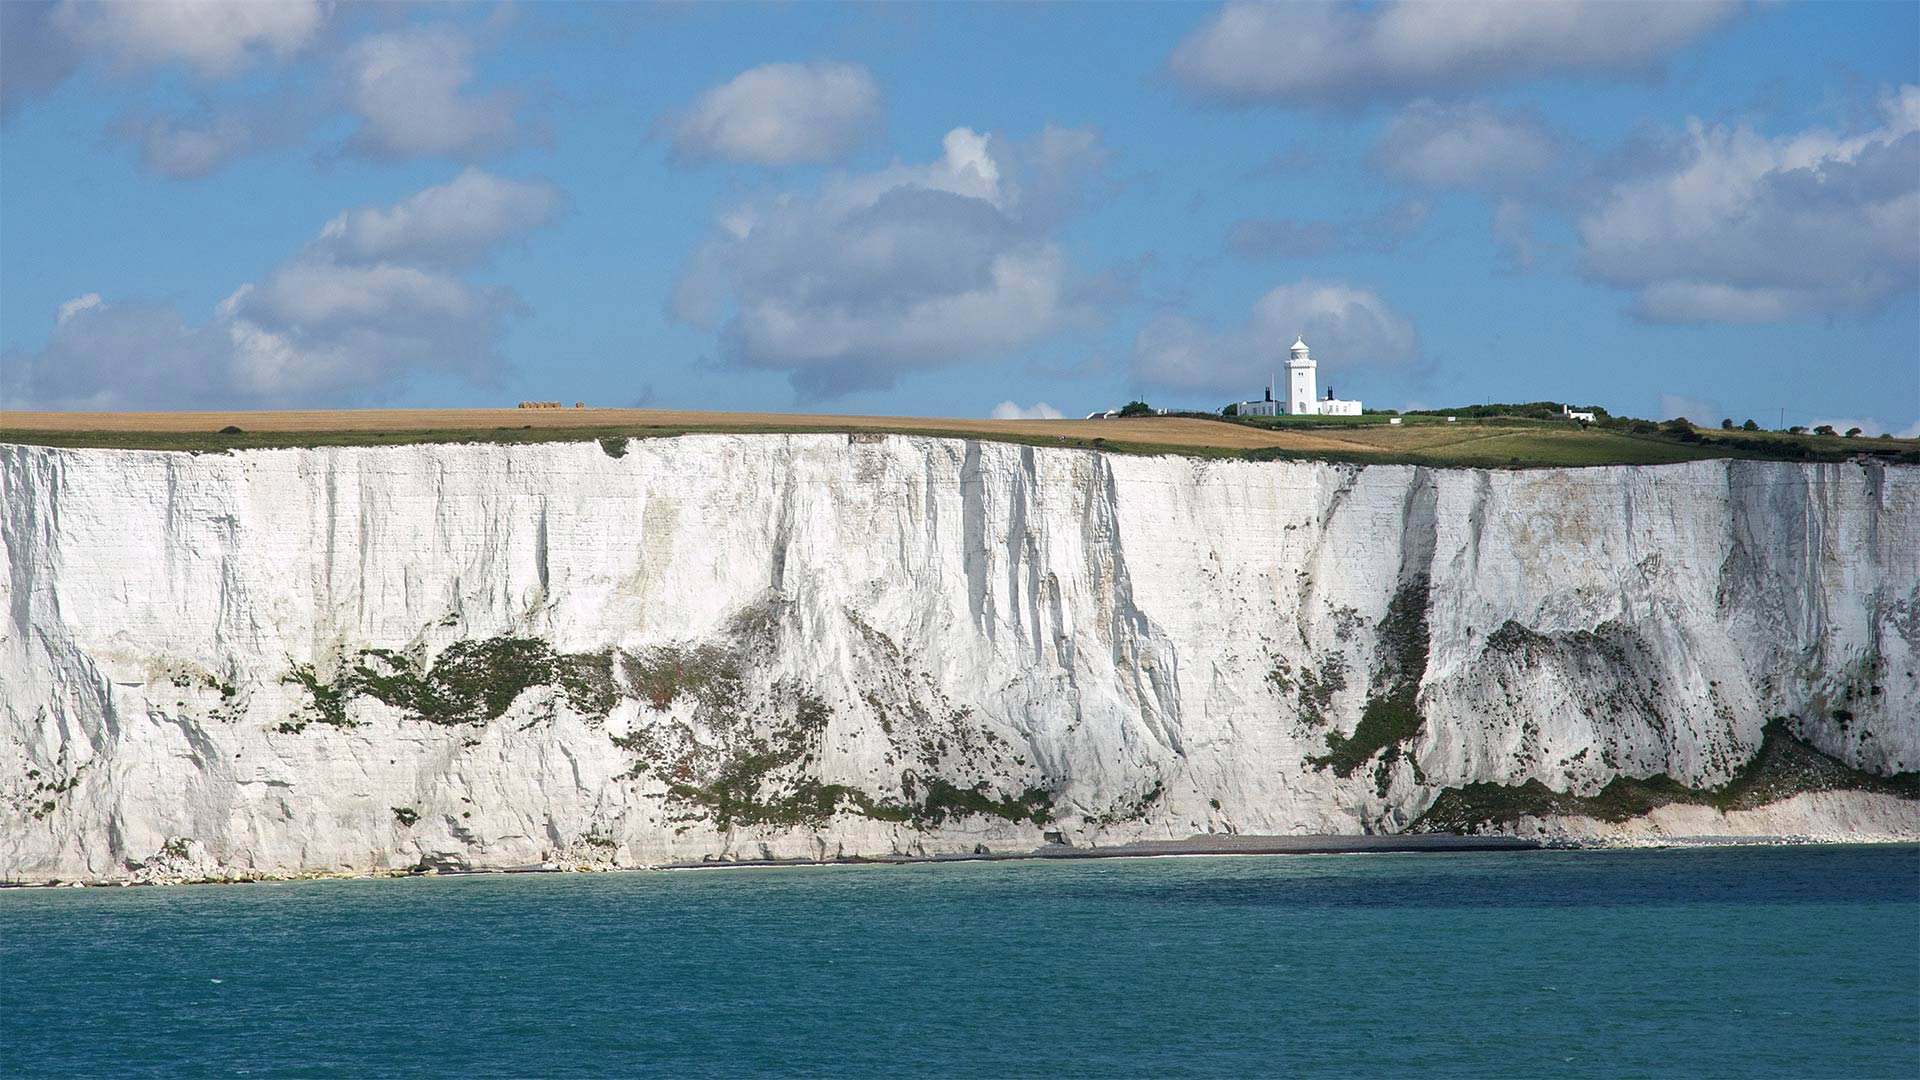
1;0;1916;434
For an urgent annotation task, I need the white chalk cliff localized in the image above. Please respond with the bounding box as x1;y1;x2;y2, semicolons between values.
2;435;1915;883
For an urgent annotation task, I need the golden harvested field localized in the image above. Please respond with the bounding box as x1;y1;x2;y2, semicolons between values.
1;407;1910;467
0;407;1338;449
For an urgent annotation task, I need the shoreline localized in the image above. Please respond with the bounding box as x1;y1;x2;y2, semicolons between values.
659;832;1541;871
0;833;1539;888
11;832;1914;889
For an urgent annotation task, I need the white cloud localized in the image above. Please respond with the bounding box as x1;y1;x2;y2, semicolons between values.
5;7;526;176
670;61;881;167
339;26;519;161
1132;281;1418;399
1580;86;1920;322
990;401;1064;420
316;168;564;266
1170;1;1739;105
1658;393;1721;425
2;170;558;409
125;108;278;179
1374;101;1560;190
3;1;326;122
672;125;1107;398
51;0;325;77
56;292;102;326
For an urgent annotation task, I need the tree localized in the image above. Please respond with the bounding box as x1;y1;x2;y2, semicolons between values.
1661;417;1702;443
1741;419;1759;431
1118;401;1153;417
1221;403;1239;417
1845;427;1862;438
1720;418;1733;430
1813;424;1836;436
1789;426;1807;434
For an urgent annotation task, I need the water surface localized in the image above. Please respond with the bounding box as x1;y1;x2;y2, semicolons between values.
4;846;1915;1078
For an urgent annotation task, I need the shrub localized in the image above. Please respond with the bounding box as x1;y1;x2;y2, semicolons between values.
1742;419;1759;431
1117;401;1153;417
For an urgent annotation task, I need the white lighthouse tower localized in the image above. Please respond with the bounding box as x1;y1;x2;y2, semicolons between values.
1229;334;1362;418
1285;336;1316;415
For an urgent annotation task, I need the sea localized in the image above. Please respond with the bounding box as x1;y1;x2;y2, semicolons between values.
3;845;1915;1078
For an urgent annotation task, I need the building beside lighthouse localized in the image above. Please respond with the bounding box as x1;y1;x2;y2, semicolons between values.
1234;336;1362;417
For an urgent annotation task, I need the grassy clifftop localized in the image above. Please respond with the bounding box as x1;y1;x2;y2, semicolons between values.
2;406;1914;469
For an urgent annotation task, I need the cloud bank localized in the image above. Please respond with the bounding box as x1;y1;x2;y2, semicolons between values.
672;125;1108;398
2;171;562;409
1580;86;1920;322
2;0;329;119
1170;0;1740;106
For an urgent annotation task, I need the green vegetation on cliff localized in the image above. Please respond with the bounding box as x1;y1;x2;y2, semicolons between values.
1412;719;1920;833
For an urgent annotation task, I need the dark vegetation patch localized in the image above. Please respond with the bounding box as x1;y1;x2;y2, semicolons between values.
1311;577;1431;777
281;638;617;729
1475;619;1676;765
1413;719;1920;833
621;655;1050;831
614;605;1052;832
279;664;352;731
391;806;419;827
1087;779;1165;827
1270;654;1347;728
271;602;1052;833
621;644;743;713
913;778;1054;826
24;765;86;820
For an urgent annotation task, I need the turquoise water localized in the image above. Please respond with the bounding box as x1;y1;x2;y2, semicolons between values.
3;846;1916;1078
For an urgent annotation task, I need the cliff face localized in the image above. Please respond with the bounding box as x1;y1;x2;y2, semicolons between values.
2;436;1914;882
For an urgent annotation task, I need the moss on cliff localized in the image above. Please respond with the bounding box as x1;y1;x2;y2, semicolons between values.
621;644;743;713
281;637;619;728
1412;719;1920;833
1311;576;1431;777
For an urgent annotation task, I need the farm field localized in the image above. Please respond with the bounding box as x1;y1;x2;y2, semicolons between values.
1;407;1911;468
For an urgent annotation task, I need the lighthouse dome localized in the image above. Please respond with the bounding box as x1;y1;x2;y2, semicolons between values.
1290;336;1310;359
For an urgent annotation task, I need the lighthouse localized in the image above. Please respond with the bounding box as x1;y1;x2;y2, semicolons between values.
1286;336;1316;415
1229;335;1363;418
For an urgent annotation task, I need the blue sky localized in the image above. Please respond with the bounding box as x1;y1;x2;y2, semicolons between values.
2;1;1916;433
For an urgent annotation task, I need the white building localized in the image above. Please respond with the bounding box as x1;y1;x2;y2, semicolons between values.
1234;337;1362;417
1562;404;1596;423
